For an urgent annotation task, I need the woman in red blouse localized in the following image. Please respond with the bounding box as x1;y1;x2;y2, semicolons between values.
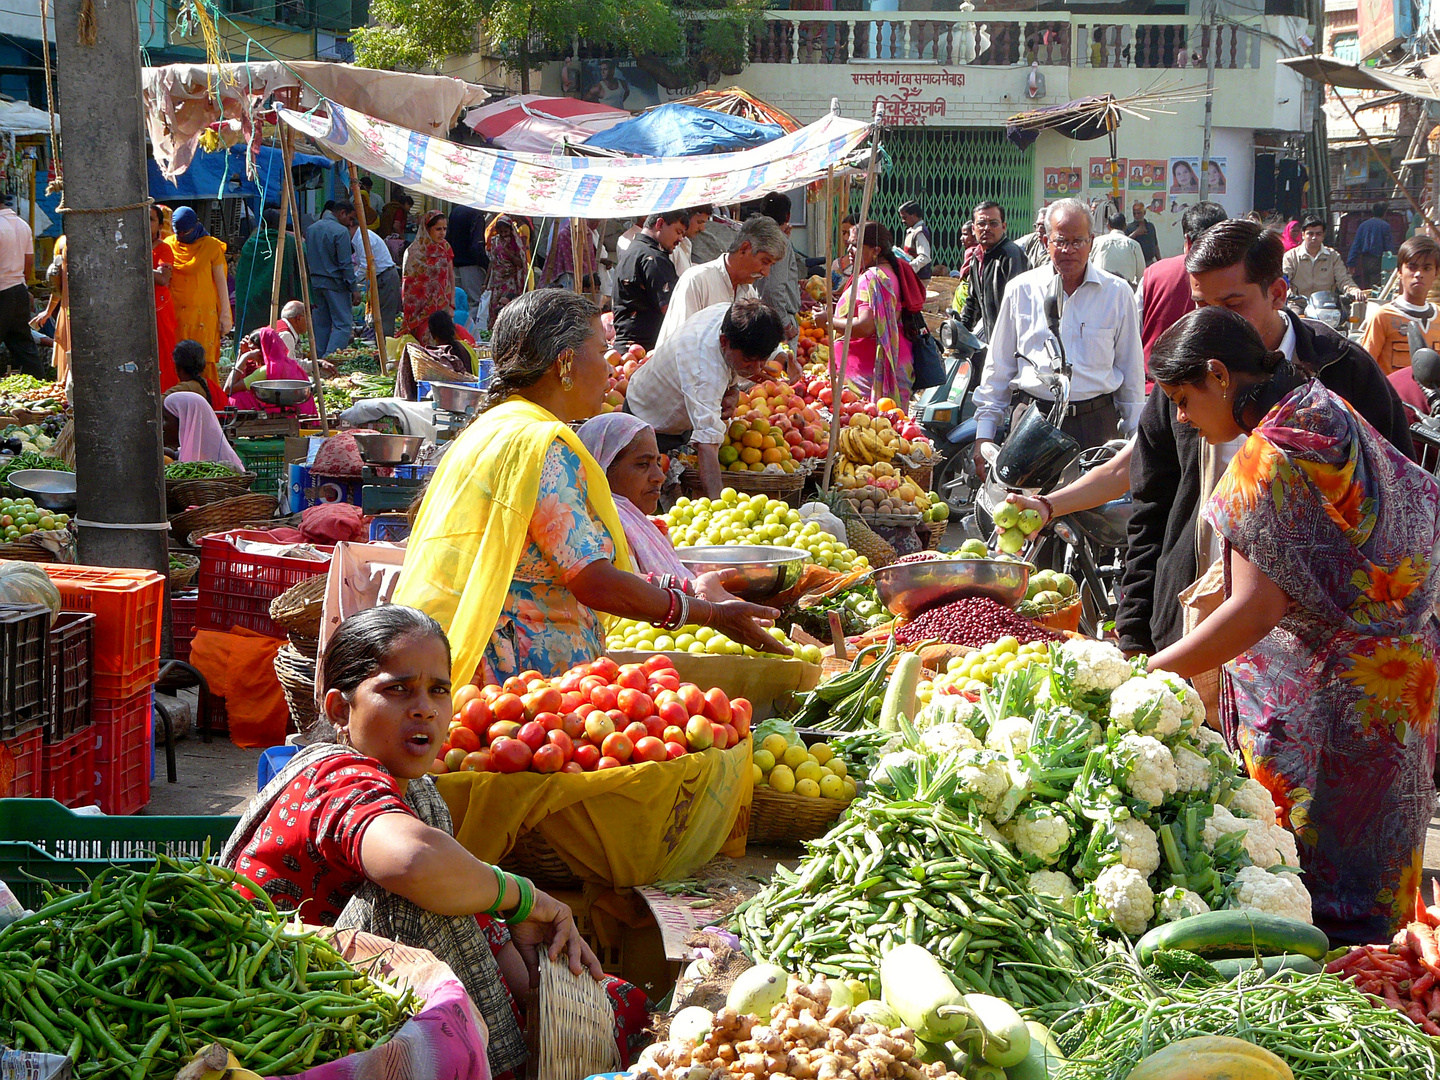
220;605;600;1075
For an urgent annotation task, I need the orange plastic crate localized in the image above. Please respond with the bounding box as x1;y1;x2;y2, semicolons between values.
42;727;96;807
43;566;164;700
92;690;151;815
4;725;43;799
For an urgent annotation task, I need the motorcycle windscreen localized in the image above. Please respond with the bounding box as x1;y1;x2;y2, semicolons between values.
994;404;1081;490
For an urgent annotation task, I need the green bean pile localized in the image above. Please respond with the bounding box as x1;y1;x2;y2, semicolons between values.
0;860;418;1079
164;461;242;480
731;795;1102;1013
1052;957;1440;1078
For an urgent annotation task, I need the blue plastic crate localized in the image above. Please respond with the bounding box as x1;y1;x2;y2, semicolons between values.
392;464;437;480
369;515;411;543
257;744;301;790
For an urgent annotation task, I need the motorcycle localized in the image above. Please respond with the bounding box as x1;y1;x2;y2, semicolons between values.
1287;289;1346;332
910;307;992;522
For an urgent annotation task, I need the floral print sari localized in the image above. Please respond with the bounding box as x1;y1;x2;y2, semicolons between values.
1205;380;1440;944
833;263;912;405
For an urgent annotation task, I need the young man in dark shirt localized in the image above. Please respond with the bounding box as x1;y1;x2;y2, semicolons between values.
612;210;688;352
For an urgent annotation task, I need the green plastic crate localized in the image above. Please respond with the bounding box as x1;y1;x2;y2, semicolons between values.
233;437;287;500
0;799;240;909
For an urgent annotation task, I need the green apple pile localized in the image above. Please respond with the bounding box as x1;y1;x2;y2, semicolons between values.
607;618;825;664
990;499;1044;555
1016;566;1078;617
940;635;1053;695
664;490;868;572
0;496;67;540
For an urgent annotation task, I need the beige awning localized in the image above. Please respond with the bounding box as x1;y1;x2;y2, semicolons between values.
1279;54;1440;100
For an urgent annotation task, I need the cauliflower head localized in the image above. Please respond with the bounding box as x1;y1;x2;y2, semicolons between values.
1112;816;1162;876
978;817;1012;851
1230;865;1313;924
986;715;1034;757
1092;864;1155;937
1157;886;1211;923
1012;806;1072;866
1228;778;1279;822
1059;639;1133;695
871;749;924;789
1152;670;1205;733
1192;726;1227;752
1202;805;1286;869
920;722;982;756
1028;870;1079;909
957;751;1011;816
1172;743;1218;795
1115;733;1179;807
1109;674;1185;739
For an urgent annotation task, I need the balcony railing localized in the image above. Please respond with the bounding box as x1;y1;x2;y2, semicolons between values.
745;12;1262;69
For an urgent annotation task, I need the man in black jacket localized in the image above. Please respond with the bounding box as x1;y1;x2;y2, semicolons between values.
1117;220;1415;656
959;200;1029;342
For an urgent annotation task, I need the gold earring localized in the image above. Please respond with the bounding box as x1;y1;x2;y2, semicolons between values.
559;352;575;391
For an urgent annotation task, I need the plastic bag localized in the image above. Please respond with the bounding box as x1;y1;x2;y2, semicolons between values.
798;501;847;545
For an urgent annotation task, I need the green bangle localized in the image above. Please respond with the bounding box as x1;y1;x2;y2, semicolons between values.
505;875;536;925
480;865;510;917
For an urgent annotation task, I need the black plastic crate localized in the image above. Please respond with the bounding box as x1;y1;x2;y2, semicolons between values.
0;604;48;740
46;611;94;743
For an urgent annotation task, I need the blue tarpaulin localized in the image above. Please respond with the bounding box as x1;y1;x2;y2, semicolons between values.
148;145;333;207
582;104;783;157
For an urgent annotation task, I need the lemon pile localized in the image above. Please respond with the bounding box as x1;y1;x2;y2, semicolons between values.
606;619;825;664
753;733;857;802
663;491;868;572
939;636;1053;695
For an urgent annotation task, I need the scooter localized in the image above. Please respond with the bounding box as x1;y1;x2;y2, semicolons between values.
911;312;991;522
1287;290;1346;332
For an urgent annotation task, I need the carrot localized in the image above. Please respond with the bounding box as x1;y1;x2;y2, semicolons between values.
1427;985;1440;1015
1409;923;1440;978
1422;1018;1440;1037
1412;971;1436;996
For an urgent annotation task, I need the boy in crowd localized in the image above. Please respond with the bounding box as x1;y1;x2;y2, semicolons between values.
1361;234;1440;375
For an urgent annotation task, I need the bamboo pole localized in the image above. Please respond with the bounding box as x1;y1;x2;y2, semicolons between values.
572;217;584;296
267;149;292;326
349;171;390;375
822;109;883;495
279;128;332;436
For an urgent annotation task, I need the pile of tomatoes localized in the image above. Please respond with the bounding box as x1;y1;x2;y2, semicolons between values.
432;654;753;776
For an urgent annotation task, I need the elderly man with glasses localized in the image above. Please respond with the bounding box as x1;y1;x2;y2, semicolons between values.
958;200;1030;342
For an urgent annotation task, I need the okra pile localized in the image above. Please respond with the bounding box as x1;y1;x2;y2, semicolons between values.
0;859;418;1079
732;795;1102;1015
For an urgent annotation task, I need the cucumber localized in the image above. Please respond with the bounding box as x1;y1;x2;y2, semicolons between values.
879;944;975;1041
853;999;905;1029
1210;953;1323;979
961;993;1030;1068
1005;1021;1066;1080
879;653;922;731
1135;910;1329;964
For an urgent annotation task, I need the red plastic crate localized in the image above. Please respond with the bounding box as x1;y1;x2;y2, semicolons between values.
0;604;48;740
3;725;43;798
41;726;96;807
43;565;164;700
196;531;332;639
170;591;198;662
93;690;152;815
46;611;94;743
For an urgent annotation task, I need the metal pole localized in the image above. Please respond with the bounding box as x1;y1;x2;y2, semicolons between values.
53;0;168;578
278;127;332;435
349;171;389;374
1199;0;1217;200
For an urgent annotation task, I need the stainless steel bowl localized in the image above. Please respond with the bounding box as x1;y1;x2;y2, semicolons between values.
675;545;808;603
872;556;1031;619
352;433;425;465
7;468;76;512
430;381;486;415
252;379;314;407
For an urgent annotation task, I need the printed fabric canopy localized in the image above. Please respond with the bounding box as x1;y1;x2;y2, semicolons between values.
279;102;872;218
583;104;783;156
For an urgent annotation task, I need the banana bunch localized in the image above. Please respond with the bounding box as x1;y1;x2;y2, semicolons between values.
837;413;900;465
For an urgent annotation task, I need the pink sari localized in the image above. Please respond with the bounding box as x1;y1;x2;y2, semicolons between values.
229;327;318;418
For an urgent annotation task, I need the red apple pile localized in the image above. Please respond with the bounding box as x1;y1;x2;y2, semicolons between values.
601;343;650;413
431;654;752;776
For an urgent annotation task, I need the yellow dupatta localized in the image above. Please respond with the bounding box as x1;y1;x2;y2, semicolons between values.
392;396;633;688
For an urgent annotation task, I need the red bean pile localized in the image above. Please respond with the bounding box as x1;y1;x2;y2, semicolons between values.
891;552;949;566
895;595;1063;647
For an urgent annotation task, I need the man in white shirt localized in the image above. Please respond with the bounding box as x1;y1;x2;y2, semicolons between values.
899;200;933;280
0;194;37;378
624;298;786;498
671;206;711;277
1090;212;1146;289
655;215;789;347
972;198;1146;478
349;218;401;337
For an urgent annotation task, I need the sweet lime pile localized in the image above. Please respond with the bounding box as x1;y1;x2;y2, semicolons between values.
607;619;823;663
754;733;856;800
664;491;868;572
0;496;67;540
941;635;1053;695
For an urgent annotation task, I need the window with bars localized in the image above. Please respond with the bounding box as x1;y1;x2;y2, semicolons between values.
856;128;1035;272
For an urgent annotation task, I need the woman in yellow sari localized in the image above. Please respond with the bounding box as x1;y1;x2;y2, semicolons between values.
165;206;232;384
393;289;786;687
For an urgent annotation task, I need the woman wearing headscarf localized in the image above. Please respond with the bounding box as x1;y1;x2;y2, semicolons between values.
32;235;69;383
401;210;455;347
150;205;179;390
163;392;245;471
225;327;318;419
823;222;914;405
483;213;531;331
233;208;299;338
577;412;692;580
165;206;232;384
393;289;785;686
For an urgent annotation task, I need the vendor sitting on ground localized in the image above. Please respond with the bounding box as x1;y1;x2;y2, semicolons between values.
577;412;692;579
393;289;787;685
225;327;319;418
163;391;245;472
396;309;478;402
164;339;230;412
623;298;786;499
221;606;601;1077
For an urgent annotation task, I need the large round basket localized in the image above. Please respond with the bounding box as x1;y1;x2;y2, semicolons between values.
499;829;582;890
269;573;328;639
899;454;934;491
170;493;277;540
748;786;849;845
167;473;256;513
274;643;318;730
185;514;301;549
0;528;69;563
862;511;927;530
1036;596;1083;633
536;955;621;1080
168;553;200;586
922;520;949;551
682;467;804;503
287;631;320;661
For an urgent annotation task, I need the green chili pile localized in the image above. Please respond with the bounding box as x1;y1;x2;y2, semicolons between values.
0;859;418;1079
164;461;243;480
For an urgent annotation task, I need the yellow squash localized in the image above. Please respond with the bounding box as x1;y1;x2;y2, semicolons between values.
1127;1036;1294;1080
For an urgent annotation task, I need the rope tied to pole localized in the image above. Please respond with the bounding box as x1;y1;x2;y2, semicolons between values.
55;198;155;216
76;0;97;46
39;0;61;194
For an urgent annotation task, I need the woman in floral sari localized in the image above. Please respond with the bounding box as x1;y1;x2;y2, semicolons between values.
392;290;786;687
401;211;455;346
483;214;531;331
828;222;913;405
1148;306;1440;944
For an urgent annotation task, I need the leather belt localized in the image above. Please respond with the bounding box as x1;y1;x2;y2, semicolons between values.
1015;390;1115;418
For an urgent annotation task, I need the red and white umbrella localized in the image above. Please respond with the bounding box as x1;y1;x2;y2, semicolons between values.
464;95;630;154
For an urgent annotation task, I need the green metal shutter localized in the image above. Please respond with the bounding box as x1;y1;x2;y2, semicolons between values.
857;128;1034;273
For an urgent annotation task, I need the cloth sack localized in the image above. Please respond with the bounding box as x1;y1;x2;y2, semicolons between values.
189;627;288;748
